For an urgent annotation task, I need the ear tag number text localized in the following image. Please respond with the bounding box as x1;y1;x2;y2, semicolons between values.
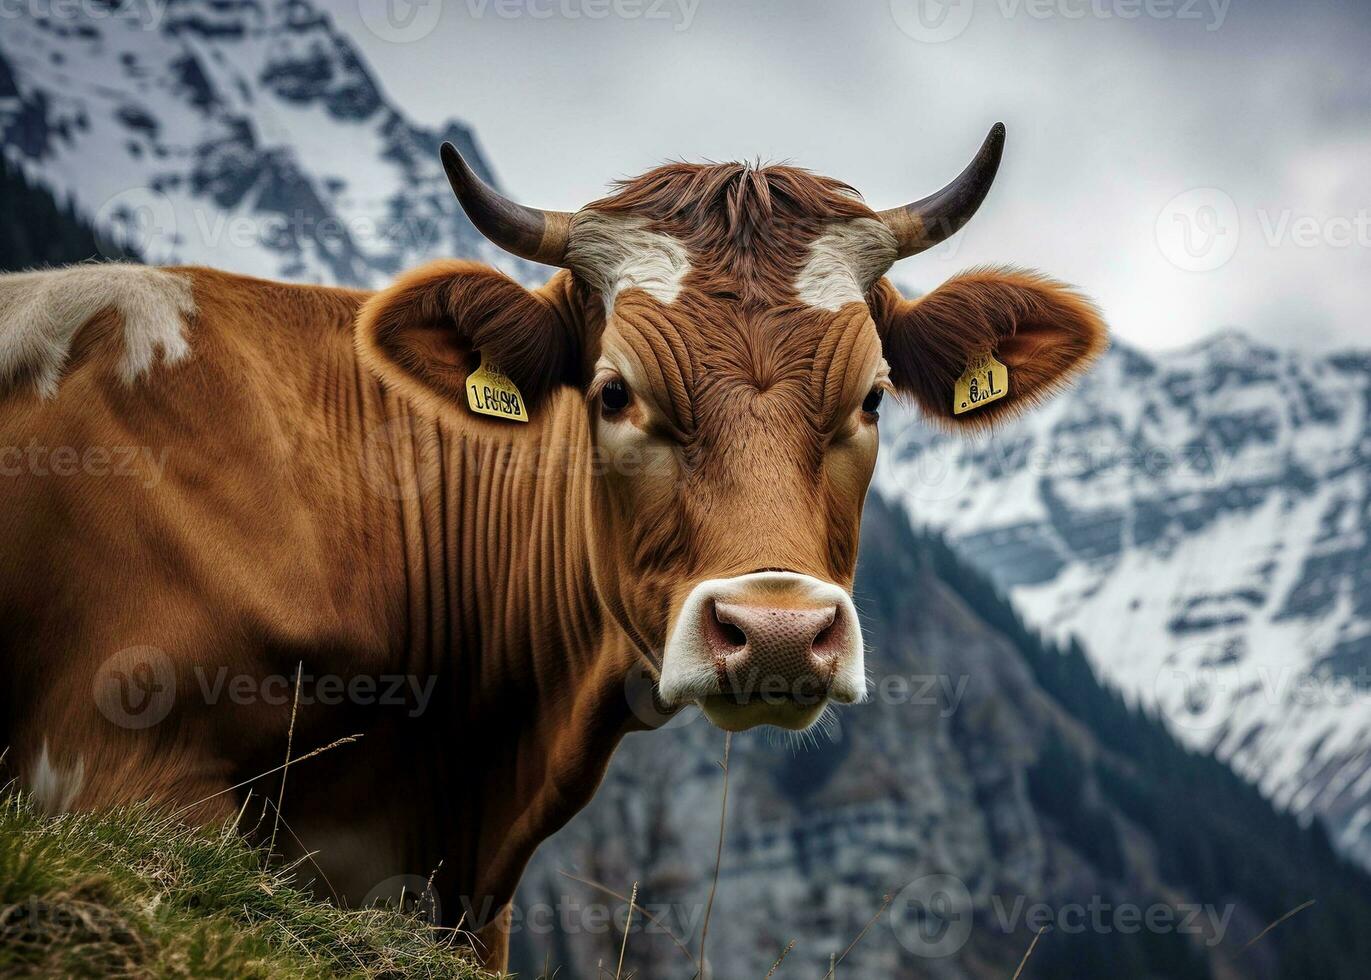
953;352;1009;415
466;354;528;423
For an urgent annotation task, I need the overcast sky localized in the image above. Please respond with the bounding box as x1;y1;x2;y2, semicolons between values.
337;0;1370;352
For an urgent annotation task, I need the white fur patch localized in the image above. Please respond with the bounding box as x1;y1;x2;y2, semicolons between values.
794;218;898;311
0;263;195;398
566;212;691;317
29;741;86;816
660;571;866;707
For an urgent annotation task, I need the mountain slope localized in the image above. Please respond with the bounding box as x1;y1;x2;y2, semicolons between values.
0;153;139;270
874;336;1371;870
512;496;1371;979
0;0;527;286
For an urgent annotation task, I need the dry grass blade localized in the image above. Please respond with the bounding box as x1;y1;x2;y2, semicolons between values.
1011;925;1048;980
1242;899;1316;952
615;880;638;980
261;796;343;908
267;662;303;859
557;871;697;967
820;892;892;980
171;734;362;819
226;789;254;840
697;731;732;977
764;939;795;978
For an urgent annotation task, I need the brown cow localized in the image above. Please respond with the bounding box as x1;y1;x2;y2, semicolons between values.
0;124;1105;969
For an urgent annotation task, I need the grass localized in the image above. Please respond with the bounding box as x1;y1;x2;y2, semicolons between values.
0;790;497;980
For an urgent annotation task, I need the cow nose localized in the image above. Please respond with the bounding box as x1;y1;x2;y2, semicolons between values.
704;597;845;704
659;571;866;729
711;600;838;665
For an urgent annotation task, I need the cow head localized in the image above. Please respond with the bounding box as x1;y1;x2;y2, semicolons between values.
359;125;1106;733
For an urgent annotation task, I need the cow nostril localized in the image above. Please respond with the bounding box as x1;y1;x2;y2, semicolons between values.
811;607;841;655
711;603;748;648
721;622;747;647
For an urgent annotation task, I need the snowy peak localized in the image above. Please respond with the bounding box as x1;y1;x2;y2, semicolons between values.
0;0;519;286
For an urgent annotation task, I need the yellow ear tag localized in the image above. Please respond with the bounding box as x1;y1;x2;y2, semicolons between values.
953;351;1009;416
465;353;528;423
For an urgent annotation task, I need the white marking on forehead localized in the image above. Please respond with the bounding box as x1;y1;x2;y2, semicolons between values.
0;263;194;398
566;212;691;317
794;217;898;311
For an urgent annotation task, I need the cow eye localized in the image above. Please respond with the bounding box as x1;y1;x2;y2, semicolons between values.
600;378;631;416
861;387;885;416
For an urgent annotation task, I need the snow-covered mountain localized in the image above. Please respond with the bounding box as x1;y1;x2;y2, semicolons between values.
0;0;525;284
876;334;1371;867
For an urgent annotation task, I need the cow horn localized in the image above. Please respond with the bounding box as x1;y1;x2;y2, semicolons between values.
877;123;1006;259
440;141;573;267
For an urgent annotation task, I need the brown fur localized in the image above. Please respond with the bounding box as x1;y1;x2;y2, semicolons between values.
1;162;1106;972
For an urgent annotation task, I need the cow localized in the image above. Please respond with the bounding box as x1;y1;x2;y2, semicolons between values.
0;124;1105;969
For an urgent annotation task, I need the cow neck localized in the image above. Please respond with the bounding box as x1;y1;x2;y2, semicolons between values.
395;388;643;902
368;390;608;711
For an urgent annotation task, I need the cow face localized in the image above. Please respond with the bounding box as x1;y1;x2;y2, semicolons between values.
563;204;891;731
360;128;1106;732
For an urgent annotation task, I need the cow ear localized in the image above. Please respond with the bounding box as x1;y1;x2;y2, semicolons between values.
869;267;1107;428
355;260;582;421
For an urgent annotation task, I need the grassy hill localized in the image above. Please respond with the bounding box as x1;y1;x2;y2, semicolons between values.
0;792;494;979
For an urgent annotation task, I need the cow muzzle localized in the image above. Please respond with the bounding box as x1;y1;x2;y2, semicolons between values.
659;571;866;731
